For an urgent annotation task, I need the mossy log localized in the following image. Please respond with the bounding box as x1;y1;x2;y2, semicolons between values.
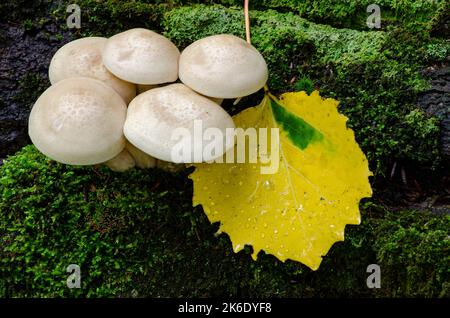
0;1;449;298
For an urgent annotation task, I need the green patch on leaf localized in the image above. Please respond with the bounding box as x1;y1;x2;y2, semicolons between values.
269;98;323;150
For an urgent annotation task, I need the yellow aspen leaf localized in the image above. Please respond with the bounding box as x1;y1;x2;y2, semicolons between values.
189;91;372;270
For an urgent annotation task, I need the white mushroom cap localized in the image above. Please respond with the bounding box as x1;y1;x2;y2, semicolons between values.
49;37;136;104
29;77;127;165
102;28;180;85
125;141;156;168
124;83;235;163
104;148;136;172
179;34;268;98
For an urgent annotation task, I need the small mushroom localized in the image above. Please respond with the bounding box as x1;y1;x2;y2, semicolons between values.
179;34;268;98
104;148;136;172
126;141;156;168
29;77;127;165
124;83;235;163
104;142;156;171
49;37;136;104
102;28;180;85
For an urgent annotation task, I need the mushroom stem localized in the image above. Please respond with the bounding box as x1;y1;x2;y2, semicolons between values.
104;149;135;172
244;0;251;44
126;142;157;169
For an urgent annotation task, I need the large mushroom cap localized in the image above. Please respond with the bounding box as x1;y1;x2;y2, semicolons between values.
124;83;235;163
179;34;268;99
29;77;127;165
49;37;136;104
102;28;180;85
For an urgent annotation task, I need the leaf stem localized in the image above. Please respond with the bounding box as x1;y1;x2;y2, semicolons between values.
244;0;251;44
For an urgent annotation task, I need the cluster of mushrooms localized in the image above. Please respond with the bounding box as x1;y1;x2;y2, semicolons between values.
28;28;268;172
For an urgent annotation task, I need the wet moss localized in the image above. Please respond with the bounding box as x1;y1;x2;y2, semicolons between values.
0;146;448;297
173;0;449;33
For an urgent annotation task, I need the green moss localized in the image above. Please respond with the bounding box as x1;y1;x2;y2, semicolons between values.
294;76;314;95
21;19;35;31
173;0;449;33
0;146;448;297
163;5;387;90
0;145;196;297
425;39;450;61
4;0;448;40
373;208;450;297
